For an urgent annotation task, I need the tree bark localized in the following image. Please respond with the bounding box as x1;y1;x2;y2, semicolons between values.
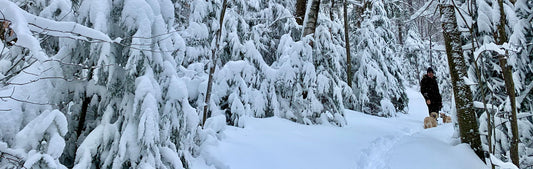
330;0;335;21
439;3;485;162
296;0;308;25
496;0;519;166
77;95;90;138
344;0;352;87
398;22;403;45
302;0;321;37
202;0;228;127
498;53;520;167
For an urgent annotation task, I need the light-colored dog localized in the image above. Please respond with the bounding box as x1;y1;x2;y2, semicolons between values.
440;113;452;123
424;112;438;129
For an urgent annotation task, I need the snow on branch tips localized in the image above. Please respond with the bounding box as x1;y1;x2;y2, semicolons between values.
473;43;506;60
409;0;438;21
1;0;184;63
0;0;52;61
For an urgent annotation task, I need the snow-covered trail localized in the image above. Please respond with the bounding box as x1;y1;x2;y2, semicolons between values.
203;88;488;169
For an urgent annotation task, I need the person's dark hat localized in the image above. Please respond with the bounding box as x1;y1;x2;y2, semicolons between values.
427;67;434;73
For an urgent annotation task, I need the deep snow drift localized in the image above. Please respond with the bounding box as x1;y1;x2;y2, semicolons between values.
203;88;489;169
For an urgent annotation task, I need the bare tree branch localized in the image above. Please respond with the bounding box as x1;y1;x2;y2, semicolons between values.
0;151;27;169
0;87;55;106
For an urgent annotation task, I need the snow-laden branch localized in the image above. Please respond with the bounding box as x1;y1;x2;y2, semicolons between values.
1;0;183;59
473;43;506;60
22;7;112;43
0;0;113;61
490;154;519;169
463;76;477;86
473;101;498;110
408;0;437;22
517;81;533;105
0;0;46;61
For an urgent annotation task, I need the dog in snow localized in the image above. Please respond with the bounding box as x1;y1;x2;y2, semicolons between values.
440;113;452;123
424;112;438;129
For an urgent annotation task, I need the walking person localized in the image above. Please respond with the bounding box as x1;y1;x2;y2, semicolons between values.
420;67;442;117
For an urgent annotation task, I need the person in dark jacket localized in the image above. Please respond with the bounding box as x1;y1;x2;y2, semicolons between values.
420;67;442;116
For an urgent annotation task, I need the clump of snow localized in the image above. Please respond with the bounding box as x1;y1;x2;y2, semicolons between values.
0;109;69;169
491;154;519;169
15;110;68;153
380;99;396;117
204;114;227;135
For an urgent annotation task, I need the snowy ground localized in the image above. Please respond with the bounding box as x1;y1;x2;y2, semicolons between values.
203;88;489;169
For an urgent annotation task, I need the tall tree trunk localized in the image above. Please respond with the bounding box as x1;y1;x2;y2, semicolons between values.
496;0;520;167
429;26;433;67
77;95;90;138
302;0;321;37
468;0;496;167
202;0;228;127
344;0;352;87
496;0;519;166
496;0;508;46
398;22;403;45
439;3;485;162
499;53;520;167
296;0;308;25
330;0;335;21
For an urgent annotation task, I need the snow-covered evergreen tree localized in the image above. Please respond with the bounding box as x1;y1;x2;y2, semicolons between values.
193;0;353;127
351;1;408;117
0;1;78;168
0;0;474;168
67;0;204;168
454;0;533;166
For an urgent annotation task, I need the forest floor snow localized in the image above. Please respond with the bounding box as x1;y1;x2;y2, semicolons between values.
202;88;489;169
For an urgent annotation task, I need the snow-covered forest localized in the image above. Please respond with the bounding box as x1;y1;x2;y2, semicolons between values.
0;0;531;168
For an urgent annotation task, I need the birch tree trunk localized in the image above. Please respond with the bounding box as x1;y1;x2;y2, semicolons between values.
302;0;321;37
439;3;485;162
